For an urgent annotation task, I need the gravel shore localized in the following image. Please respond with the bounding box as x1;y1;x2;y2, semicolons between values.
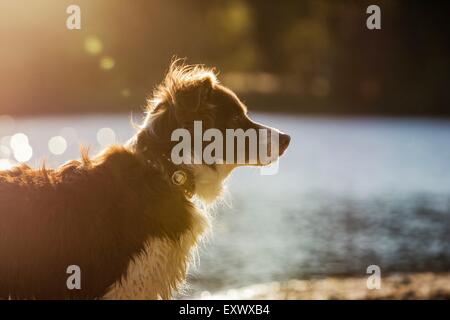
196;272;450;300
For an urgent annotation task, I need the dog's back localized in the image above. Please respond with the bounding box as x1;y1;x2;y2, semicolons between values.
0;146;202;299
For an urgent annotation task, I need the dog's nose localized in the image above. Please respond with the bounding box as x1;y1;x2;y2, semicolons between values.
279;133;291;155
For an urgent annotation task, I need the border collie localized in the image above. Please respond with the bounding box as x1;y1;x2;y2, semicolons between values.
0;61;290;299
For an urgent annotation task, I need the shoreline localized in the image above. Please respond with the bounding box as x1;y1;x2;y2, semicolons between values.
193;272;450;300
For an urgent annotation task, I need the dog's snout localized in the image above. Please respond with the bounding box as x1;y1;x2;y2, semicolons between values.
279;133;291;155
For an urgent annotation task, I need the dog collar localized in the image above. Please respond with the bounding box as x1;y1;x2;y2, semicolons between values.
172;170;187;186
171;170;194;198
138;145;195;199
135;130;196;199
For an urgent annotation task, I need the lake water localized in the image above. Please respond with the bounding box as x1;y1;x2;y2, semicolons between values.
1;113;450;296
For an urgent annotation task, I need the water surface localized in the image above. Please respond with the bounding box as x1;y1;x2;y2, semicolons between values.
1;113;449;295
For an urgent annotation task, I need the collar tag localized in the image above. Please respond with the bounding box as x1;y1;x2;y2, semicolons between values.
172;170;187;186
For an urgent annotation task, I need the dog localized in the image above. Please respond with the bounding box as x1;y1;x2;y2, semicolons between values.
0;61;290;299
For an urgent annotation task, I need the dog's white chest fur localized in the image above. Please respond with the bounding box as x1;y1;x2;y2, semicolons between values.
104;237;190;299
103;165;228;300
104;205;208;300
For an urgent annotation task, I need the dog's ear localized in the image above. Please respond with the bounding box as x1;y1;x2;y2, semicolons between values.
175;77;213;116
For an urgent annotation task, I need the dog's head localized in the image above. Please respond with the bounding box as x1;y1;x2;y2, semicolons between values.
137;61;290;201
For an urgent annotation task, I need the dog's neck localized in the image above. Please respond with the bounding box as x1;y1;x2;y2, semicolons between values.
127;133;195;199
127;131;233;204
189;164;234;203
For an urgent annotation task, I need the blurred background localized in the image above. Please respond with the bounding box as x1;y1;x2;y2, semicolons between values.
0;0;450;298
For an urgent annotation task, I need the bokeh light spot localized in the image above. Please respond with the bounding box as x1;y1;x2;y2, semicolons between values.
121;88;131;97
1;136;11;147
10;133;29;150
0;145;11;156
0;159;12;171
48;136;68;155
84;36;103;55
97;128;116;147
100;56;115;70
13;144;32;163
10;133;32;163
